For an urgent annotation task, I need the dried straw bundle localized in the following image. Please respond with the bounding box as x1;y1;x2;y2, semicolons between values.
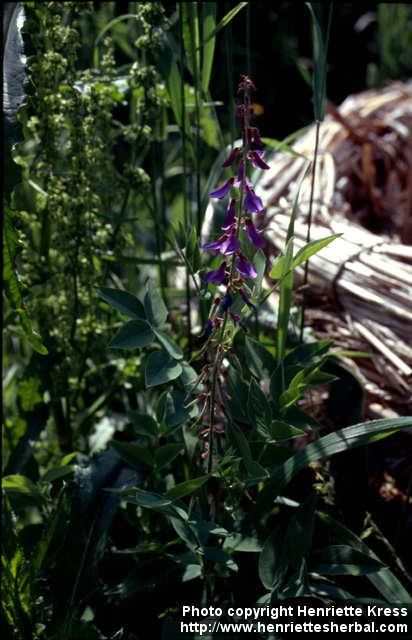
259;82;412;416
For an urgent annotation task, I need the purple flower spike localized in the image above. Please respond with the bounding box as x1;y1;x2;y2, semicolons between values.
248;150;270;170
209;177;234;199
204;261;228;285
244;185;265;214
221;199;237;231
222;147;239;167
245;219;265;249
202;232;239;256
235;254;257;279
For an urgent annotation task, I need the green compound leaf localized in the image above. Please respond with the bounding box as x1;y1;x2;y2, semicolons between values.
145;352;183;387
109;320;154;349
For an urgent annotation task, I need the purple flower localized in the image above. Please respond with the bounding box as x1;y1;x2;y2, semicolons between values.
244;184;265;214
235;254;257;279
209;177;234;199
222;147;240;167
204;261;228;284
248;150;270;170
202;232;239;256
221;199;237;231
245;219;265;249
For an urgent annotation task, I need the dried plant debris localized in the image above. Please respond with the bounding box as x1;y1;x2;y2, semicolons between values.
259;82;412;417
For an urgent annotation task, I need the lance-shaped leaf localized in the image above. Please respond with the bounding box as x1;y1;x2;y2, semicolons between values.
270;417;412;494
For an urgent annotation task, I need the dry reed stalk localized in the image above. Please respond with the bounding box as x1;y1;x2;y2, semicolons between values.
259;82;412;417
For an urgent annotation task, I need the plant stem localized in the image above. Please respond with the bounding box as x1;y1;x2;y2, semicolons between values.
299;118;321;342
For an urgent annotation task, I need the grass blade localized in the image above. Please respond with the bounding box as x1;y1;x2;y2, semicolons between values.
199;2;249;48
201;3;217;95
271;417;412;494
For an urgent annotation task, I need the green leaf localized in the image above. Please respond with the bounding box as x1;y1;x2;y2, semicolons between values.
247;379;272;434
109;320;154;349
291;234;340;270
42;465;75;483
262;137;306;158
259;528;286;590
181;3;200;80
203;547;238;572
115;487;181;518
169;517;199;550
185;225;201;273
306;3;333;121
166;476;209;501
284;495;317;571
97;287;145;319
144;287;168;327
128;412;159;437
32;493;66;573
318;512;412;603
313;545;385;576
284;339;332;367
227;423;268;483
165;389;198;429
269;254;285;279
264;420;305;441
145;352;182;387
155;443;183;470
201;3;217;94
112;441;154;468
158;33;194;159
244;337;276;379
223;534;262;553
153;328;183;360
116;488;187;520
199;2;249;46
271;417;412;494
2;475;45;505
